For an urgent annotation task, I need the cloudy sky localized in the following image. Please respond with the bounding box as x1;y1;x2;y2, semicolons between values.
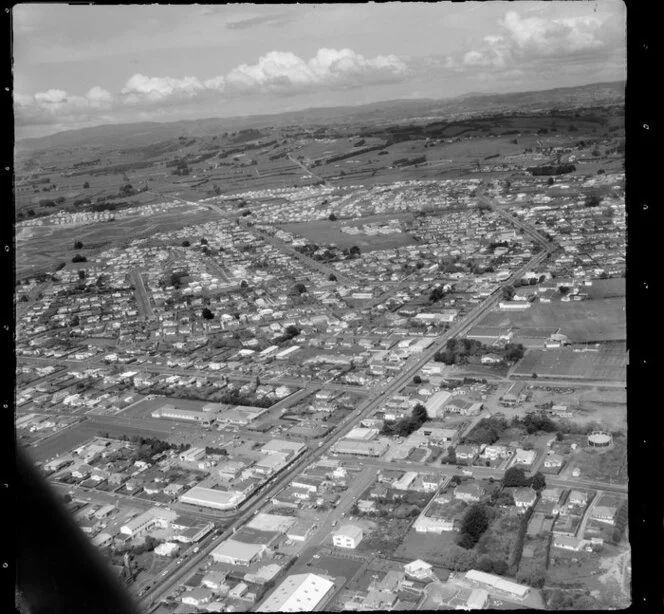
13;2;626;139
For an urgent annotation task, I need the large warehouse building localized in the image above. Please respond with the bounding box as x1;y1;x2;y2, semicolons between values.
256;573;335;612
179;486;245;510
151;405;216;426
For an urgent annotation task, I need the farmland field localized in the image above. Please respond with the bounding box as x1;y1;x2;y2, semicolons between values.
478;298;626;343
512;345;626;381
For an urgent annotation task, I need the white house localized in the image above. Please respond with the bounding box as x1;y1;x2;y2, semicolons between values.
332;524;363;549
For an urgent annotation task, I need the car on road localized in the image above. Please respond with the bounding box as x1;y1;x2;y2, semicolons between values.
161;570;169;576
193;547;200;553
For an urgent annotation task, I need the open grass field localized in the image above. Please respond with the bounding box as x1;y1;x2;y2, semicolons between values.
512;346;626;381
479;298;626;343
569;439;627;484
281;218;418;251
16;204;220;278
584;278;626;300
392;529;458;564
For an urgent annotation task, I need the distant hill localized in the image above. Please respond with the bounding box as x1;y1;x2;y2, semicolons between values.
16;81;624;153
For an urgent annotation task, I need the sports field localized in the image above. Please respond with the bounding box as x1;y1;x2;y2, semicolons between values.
479;298;625;343
513;345;626;381
282;217;418;251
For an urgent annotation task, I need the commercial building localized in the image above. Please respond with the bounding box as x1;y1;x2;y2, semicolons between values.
246;513;297;534
120;507;177;538
286;519;317;542
179;447;206;463
154;542;180;557
256;573;335;612
345;427;378;441
331;439;388;457
179;486;245;510
424;391;452;418
332;524;363;549
210;539;268;566
151;405;215;426
464;569;530;600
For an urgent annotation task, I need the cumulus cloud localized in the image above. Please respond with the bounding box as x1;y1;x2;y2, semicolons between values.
14;86;114;126
501;11;605;55
451;8;623;76
15;47;408;128
121;74;210;104
226;47;407;93
115;48;408;105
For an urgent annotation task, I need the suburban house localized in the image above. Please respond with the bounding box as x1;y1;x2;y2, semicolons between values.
514;448;537;466
513;488;538;511
455;444;481;462
404;559;433;580
454;483;485;503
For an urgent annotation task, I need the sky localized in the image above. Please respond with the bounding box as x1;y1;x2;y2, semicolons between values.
12;2;626;139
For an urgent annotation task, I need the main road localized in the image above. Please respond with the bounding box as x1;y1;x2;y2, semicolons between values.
139;246;551;608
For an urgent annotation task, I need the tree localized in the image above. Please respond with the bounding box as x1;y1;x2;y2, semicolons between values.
413;375;422;385
328;213;338;221
501;285;516;301
555;431;564;441
412;404;429;426
530;472;546;491
429;286;445;302
202;308;214;320
531;372;538;379
349;245;361;257
585;193;602;207
74;241;84;250
328;273;337;282
459;504;489;544
240;280;248;288
457;532;476;549
477;555;494;573
78;270;86;280
293;283;307;295
83;181;90;189
503;467;528;487
200;238;208;245
182;240;191;247
72;254;87;263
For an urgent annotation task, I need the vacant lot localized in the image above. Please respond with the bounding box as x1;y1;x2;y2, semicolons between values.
569;439;627;484
513;346;626;381
547;547;614;594
476;509;522;563
480;298;626;343
392;529;458;564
